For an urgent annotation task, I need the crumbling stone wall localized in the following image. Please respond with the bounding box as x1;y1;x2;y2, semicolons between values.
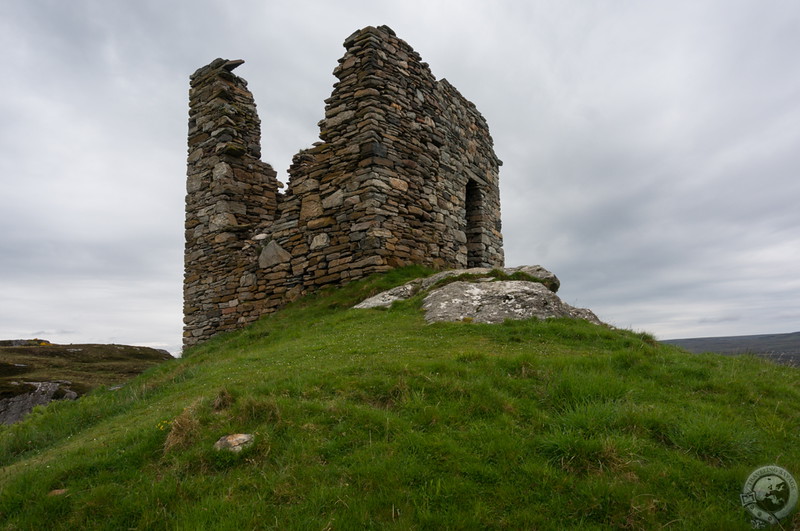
184;25;504;348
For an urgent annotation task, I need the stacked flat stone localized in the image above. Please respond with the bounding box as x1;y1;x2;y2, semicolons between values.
184;59;280;343
183;26;504;348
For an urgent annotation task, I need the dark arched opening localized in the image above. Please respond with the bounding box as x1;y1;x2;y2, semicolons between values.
465;179;484;267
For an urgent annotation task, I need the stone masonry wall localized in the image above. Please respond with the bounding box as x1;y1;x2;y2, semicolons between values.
184;26;503;348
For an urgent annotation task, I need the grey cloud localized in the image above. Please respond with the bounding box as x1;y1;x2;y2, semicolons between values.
1;0;798;352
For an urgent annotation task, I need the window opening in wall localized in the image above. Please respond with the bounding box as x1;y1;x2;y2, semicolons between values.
465;179;483;268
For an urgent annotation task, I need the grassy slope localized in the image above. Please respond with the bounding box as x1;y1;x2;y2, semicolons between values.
1;266;799;530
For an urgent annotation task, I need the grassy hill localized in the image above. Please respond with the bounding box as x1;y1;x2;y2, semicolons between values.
1;266;799;529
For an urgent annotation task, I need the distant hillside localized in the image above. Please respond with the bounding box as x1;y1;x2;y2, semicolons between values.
2;268;800;529
0;341;173;424
662;332;800;367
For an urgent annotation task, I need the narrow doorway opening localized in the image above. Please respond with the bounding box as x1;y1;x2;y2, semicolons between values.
465;179;483;267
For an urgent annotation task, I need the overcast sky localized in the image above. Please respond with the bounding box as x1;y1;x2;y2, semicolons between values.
1;0;798;354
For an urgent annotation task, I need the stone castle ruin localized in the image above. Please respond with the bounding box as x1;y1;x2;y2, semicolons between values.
184;25;504;348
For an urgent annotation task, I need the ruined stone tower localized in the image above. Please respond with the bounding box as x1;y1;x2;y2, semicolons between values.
184;25;504;348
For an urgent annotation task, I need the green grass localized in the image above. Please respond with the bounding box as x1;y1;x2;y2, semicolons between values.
2;265;800;529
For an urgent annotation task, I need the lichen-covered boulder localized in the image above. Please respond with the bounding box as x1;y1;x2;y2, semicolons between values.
354;266;601;326
422;280;601;325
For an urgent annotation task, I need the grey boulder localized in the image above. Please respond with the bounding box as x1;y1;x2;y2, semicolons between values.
354;266;601;326
0;381;78;425
422;280;602;325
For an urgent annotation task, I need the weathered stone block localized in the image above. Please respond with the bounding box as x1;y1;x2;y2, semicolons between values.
322;189;344;209
258;241;292;268
310;233;330;250
307;216;335;230
300;195;323;220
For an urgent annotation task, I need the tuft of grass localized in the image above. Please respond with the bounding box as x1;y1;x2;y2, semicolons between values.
163;401;201;454
2;266;800;529
211;387;234;411
536;429;639;476
668;416;760;466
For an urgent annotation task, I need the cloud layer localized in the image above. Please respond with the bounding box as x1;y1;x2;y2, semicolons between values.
2;0;798;353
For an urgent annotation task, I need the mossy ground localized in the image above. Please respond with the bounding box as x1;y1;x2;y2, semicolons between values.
1;266;799;529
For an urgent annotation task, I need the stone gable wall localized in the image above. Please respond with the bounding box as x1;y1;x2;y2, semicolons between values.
184;26;504;348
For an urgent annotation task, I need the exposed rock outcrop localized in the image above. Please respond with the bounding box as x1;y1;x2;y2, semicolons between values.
0;381;77;425
422;280;602;325
354;266;602;326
